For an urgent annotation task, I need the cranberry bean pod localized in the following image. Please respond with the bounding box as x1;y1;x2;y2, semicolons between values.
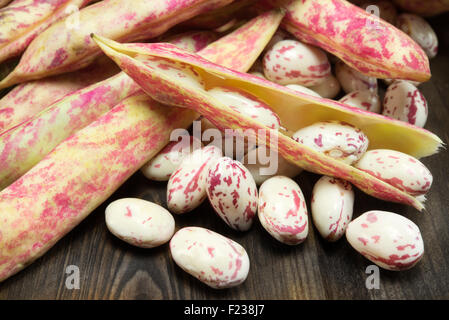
0;0;236;89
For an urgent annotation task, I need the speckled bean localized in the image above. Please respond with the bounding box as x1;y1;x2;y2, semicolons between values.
167;145;222;214
206;157;258;231
286;84;321;98
243;148;303;185
382;81;428;128
354;149;432;197
263;39;331;87
311;176;354;242
397;13;438;59
105;198;175;248
170;226;250;289
339;90;381;113
335;61;378;94
346;210;424;271
258;176;308;245
292;121;369;165
141;135;203;181
308;75;341;99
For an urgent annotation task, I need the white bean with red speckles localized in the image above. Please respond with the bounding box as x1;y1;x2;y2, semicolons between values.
354;149;432;197
308;75;341;99
105;198;175;248
346;210;424;271
263;39;331;87
207;86;281;130
286;84;321;98
397;13;438;59
292;121;369;165
242;148;303;186
167;145;222;214
339;90;381;113
258;176;308;245
311;176;354;242
335;61;378;94
206;157;258;231
141;136;203;181
382;81;428;128
170;226;250;289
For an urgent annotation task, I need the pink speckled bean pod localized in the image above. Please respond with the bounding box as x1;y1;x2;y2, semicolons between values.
0;71;140;190
346;210;424;270
206;157;258;231
0;0;93;64
0;56;119;133
260;0;431;82
170;227;250;289
0;93;197;282
0;0;235;89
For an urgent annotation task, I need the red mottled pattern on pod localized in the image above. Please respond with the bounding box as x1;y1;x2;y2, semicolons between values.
260;0;431;81
206;157;258;231
167;145;222;214
311;176;354;242
292;121;369;165
397;14;438;59
258;176;308;245
354;149;432;196
382;81;428;128
197;8;285;73
0;57;119;133
0;0;235;89
346;210;424;271
0;0;93;63
263;39;330;86
170;227;250;289
0;93;197;281
0;72;140;190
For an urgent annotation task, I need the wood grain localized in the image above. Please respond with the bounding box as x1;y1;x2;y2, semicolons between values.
1;14;449;300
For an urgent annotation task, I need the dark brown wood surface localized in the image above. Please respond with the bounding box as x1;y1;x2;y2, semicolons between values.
1;15;449;301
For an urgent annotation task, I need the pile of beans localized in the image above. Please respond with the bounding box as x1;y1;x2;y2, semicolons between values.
104;1;438;289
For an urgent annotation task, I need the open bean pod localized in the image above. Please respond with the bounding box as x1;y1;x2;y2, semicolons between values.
260;0;431;81
92;35;443;210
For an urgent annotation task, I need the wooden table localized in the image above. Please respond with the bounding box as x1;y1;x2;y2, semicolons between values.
1;15;449;301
